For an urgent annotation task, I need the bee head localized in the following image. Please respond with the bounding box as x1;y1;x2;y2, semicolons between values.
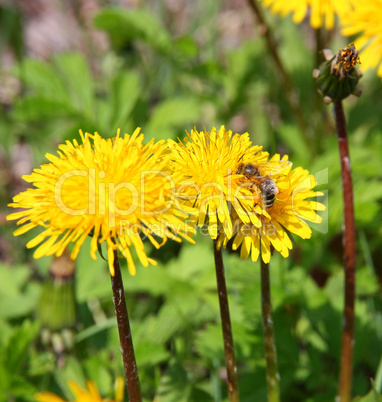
244;163;259;176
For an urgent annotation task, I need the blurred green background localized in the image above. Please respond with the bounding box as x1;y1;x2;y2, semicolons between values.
1;1;382;401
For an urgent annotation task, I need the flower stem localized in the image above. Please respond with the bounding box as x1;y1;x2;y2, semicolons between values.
213;239;240;402
334;101;356;402
110;249;142;402
260;258;280;402
247;0;308;138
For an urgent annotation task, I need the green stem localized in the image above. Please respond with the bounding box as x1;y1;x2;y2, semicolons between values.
315;28;324;68
110;249;142;402
213;239;240;402
260;258;280;402
248;0;308;139
334;101;356;402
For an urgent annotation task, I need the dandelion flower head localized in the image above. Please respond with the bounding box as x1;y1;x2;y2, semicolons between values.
260;0;351;30
218;154;325;263
7;129;194;276
168;126;269;240
341;1;382;77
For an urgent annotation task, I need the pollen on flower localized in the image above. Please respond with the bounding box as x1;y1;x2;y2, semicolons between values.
331;44;360;78
217;154;325;263
313;44;362;103
7;129;194;276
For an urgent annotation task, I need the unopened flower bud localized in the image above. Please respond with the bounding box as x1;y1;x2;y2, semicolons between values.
313;44;362;103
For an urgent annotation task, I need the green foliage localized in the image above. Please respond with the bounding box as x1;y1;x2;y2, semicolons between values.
11;53;143;144
0;320;40;401
0;263;41;319
94;8;172;53
1;1;382;401
355;381;382;402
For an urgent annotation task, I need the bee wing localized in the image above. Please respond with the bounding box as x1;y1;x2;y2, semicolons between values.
259;160;292;176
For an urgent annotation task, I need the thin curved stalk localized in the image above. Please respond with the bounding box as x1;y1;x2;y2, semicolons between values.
213;239;240;402
248;0;308;138
261;258;280;402
334;101;356;402
110;250;142;402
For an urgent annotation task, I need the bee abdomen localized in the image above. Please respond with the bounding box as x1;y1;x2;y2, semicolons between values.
261;192;275;209
260;179;278;209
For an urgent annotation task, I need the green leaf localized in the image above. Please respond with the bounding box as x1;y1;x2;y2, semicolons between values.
134;302;191;345
123;264;176;296
107;71;141;130
17;58;70;100
0;320;40;374
277;124;310;165
134;340;170;367
156;359;191;402
54;356;86;400
354;380;382;401
13;96;76;121
75;238;111;302
195;324;224;362
0;283;40;319
174;36;199;59
356;266;379;296
0;264;29;298
75;318;116;344
94;8;172;52
53;53;94;119
85;355;113;397
146;97;201;130
0;376;36;401
0;265;41;319
354;180;382;224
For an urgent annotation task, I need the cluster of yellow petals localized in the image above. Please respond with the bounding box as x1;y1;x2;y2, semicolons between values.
171;127;325;263
259;0;382;78
8;125;325;268
34;378;124;402
340;1;382;77
260;0;351;30
168;126;268;239
217;154;325;263
7;129;194;276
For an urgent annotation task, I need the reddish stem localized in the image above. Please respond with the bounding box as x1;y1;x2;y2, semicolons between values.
334;101;356;402
213;239;240;402
110;250;142;402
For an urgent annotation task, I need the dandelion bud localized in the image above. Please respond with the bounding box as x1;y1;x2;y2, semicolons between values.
313;44;362;104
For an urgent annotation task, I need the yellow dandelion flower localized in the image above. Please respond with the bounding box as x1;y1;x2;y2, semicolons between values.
260;0;351;30
168;126;269;240
340;1;382;77
7;129;194;276
218;154;325;263
35;377;124;402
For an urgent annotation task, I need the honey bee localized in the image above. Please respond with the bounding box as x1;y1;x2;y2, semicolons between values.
236;160;292;209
